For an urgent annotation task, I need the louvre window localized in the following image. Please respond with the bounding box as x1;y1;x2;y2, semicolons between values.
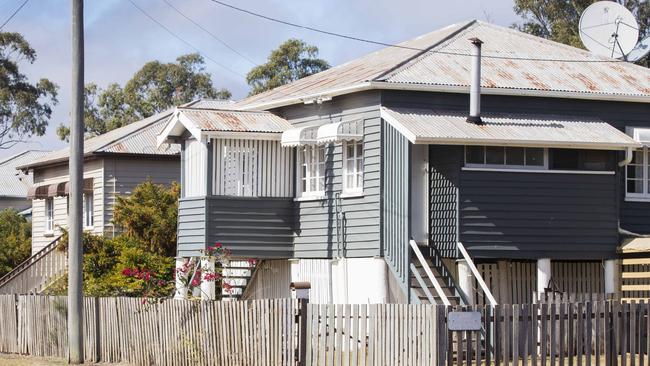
343;140;363;195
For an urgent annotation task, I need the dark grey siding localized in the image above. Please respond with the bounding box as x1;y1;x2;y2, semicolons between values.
177;196;295;258
382;90;650;237
429;145;462;257
382;122;410;287
177;196;207;257
459;171;619;260
276;91;382;258
206;196;294;258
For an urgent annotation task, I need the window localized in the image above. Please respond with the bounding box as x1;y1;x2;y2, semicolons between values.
300;145;325;197
83;193;94;228
222;145;257;196
626;147;650;199
626;128;650;200
549;149;612;171
343;140;363;194
45;198;54;233
465;146;546;168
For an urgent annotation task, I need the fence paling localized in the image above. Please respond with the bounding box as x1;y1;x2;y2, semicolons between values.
3;296;650;365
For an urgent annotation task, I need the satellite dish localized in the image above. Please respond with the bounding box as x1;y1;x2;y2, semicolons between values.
579;1;639;59
626;35;650;62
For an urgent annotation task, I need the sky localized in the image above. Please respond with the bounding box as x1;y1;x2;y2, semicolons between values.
0;0;521;159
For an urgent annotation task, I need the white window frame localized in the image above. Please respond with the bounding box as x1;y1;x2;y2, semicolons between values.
298;145;326;198
45;198;54;234
464;146;549;170
83;192;94;229
342;140;363;196
625;127;650;201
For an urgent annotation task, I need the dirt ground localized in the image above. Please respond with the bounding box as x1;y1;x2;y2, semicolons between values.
0;353;132;365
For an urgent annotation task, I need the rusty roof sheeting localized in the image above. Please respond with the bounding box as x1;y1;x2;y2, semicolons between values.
381;106;641;149
232;21;470;109
380;22;650;96
178;108;293;133
234;20;650;110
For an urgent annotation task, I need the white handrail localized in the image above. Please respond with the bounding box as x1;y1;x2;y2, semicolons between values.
457;241;498;307
409;240;451;306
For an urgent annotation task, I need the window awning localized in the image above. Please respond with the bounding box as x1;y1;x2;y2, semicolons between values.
281;126;319;147
47;182;66;197
27;179;94;200
381;106;642;150
64;179;94;195
317;120;363;144
26;185;49;200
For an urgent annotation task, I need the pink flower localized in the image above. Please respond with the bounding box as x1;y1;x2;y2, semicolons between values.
247;259;257;266
215;242;222;248
122;268;133;277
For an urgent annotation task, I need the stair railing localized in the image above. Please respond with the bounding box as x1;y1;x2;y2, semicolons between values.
0;235;65;294
457;241;498;307
409;240;451;306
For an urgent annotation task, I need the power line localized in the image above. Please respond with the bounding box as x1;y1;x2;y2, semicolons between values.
161;0;258;66
127;0;246;79
0;0;30;31
205;0;626;64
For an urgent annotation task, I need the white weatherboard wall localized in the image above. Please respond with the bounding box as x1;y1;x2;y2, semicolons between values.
212;138;294;197
184;138;207;197
245;258;389;304
31;159;104;253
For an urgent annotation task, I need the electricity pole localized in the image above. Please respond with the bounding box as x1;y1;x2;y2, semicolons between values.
68;0;84;363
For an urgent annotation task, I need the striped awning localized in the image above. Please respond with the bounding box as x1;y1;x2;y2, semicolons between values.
26;185;49;199
27;178;93;200
281;126;319;147
317;120;363;144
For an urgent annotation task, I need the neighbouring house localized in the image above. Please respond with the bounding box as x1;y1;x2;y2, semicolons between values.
159;20;650;305
18;109;184;255
0;150;50;214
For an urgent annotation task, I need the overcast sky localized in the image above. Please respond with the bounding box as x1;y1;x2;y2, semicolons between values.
0;0;520;159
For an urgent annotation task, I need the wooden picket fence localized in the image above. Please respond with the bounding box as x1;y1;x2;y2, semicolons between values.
3;295;650;365
0;295;300;366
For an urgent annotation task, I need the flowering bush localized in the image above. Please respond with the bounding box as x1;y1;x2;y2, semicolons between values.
120;241;259;305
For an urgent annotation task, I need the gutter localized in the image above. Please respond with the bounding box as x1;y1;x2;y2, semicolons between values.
618;147;634;167
238;81;650;111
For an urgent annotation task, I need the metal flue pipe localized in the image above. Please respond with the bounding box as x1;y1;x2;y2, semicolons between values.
467;37;483;125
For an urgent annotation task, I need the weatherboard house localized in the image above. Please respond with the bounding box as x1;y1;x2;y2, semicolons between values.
158;20;650;305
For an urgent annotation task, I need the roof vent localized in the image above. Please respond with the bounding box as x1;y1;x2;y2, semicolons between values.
466;37;483;125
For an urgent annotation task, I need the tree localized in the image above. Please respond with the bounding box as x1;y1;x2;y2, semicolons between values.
0;32;58;149
513;1;650;56
112;181;180;257
0;209;31;277
246;39;330;95
57;53;230;141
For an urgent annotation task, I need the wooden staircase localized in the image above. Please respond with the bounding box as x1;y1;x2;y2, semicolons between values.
409;246;461;305
221;260;257;301
0;236;66;295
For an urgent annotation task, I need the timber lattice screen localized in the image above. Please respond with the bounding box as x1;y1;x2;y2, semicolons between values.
3;295;650;365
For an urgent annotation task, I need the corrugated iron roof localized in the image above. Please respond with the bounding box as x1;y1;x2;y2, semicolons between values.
381;106;640;149
0;150;50;197
19;108;179;170
178;108;294;133
232;22;469;109
379;21;650;96
234;20;650;110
